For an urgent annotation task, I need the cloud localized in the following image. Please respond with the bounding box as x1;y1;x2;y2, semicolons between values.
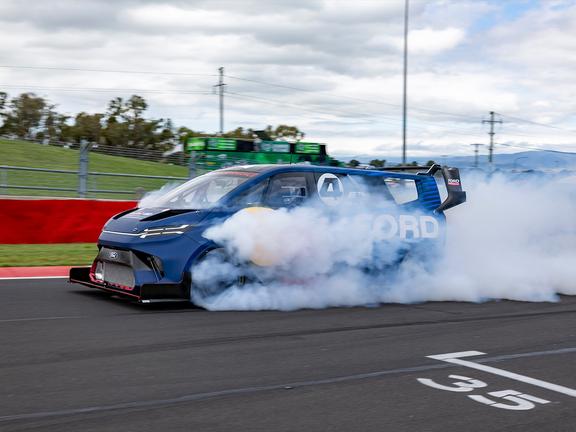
0;0;575;156
409;27;466;54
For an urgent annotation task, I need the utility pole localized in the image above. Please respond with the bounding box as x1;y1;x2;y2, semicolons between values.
470;143;483;168
482;111;502;165
215;66;226;135
401;0;409;165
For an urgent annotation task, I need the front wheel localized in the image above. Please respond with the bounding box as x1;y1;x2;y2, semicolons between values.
190;249;251;305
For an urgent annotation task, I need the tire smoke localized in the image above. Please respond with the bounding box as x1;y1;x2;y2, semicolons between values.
192;173;576;311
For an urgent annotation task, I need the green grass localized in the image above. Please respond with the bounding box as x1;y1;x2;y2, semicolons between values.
0;243;98;267
0;139;190;199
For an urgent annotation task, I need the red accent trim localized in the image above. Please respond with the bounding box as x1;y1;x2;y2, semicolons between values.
0;198;136;244
72;279;142;299
89;260;98;283
106;280;135;292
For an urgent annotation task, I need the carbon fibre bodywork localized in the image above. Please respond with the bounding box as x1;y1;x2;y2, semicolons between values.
69;164;465;303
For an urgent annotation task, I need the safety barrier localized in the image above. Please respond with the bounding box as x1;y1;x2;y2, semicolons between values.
0;198;136;244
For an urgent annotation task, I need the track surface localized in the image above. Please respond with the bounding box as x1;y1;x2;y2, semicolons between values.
1;279;576;431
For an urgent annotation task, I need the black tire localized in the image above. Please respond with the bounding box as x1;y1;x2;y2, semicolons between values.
190;248;250;304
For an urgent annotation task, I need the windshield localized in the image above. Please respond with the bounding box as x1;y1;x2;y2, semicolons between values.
149;171;258;209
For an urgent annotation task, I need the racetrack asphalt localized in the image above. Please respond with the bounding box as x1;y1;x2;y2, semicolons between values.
1;278;576;431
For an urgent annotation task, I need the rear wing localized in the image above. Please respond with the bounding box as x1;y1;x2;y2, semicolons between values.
419;164;466;212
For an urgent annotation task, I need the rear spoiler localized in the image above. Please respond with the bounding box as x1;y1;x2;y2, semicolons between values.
419;164;467;212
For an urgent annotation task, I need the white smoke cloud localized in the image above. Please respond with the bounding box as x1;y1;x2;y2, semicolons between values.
191;172;576;311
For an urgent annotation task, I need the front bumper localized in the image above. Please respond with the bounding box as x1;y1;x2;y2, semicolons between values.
69;266;189;303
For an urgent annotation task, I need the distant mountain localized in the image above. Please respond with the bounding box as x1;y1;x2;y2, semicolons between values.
332;150;576;169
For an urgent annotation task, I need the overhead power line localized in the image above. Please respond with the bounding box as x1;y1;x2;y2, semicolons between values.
0;83;212;95
496;112;576;135
498;143;576;155
0;64;215;77
224;74;480;122
225;90;485;139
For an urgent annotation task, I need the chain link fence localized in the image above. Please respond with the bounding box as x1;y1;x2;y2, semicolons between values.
0;138;192;200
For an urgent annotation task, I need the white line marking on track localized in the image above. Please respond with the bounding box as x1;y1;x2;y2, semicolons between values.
0;316;82;324
428;351;576;398
1;347;576;423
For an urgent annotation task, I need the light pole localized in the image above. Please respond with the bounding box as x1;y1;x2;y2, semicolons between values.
401;0;409;165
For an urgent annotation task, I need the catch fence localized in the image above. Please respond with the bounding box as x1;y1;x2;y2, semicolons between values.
0;138;195;199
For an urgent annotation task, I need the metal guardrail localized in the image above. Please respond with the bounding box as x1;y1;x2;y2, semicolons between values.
0;166;77;174
89;171;187;180
0;164;188;198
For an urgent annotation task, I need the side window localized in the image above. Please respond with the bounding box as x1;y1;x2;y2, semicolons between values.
347;175;396;202
229;179;269;207
265;173;309;208
384;178;418;204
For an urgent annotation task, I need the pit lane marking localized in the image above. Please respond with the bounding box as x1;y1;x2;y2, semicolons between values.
426;351;576;398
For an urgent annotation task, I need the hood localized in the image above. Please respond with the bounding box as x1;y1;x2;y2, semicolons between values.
102;207;212;234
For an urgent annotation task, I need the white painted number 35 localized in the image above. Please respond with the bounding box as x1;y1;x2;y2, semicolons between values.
413;350;575;411
417;376;550;411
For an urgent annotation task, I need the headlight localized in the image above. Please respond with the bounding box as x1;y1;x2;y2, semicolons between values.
138;224;191;239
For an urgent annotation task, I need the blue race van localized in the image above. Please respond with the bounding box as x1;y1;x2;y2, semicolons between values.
69;164;465;304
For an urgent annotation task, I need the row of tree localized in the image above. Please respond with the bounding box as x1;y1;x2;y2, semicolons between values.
0;91;432;167
0;92;305;151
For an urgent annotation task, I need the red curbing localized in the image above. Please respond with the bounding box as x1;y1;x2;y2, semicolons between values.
0;266;73;279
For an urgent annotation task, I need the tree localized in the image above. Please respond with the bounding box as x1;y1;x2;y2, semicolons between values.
140;119;163;149
102;95;157;148
72;112;105;144
0;91;6;113
426;160;436;167
106;97;125;125
177;126;200;145
41;105;71;142
223;127;254;139
157;118;175;146
348;159;360;167
103;121;128;147
369;159;386;168
123;95;147;128
0;91;7;132
3;93;47;139
273;124;304;141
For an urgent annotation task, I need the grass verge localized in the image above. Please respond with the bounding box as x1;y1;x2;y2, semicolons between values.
0;243;98;267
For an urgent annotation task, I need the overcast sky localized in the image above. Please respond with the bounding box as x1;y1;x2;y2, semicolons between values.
1;0;576;158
